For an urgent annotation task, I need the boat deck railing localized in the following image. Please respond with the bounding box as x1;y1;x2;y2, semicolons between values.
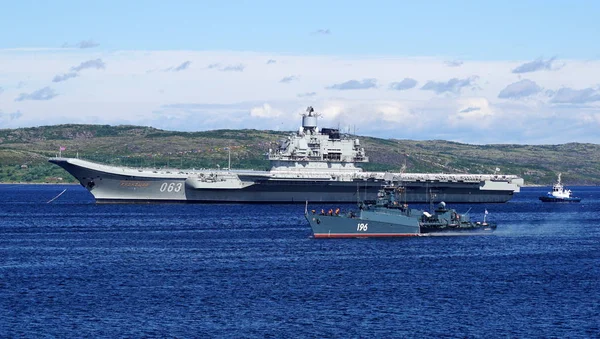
269;170;521;183
50;157;522;184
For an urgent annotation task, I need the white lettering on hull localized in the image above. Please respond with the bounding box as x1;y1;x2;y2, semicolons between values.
159;182;183;193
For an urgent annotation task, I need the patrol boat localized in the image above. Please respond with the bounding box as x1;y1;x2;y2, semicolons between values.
305;185;497;238
539;173;581;202
48;106;523;204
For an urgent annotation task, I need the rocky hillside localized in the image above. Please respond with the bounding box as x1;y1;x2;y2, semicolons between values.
1;124;599;185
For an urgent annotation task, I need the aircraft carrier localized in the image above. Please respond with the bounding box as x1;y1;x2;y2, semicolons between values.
49;107;523;204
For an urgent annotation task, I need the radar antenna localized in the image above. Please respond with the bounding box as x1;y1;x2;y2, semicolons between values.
301;106;320;134
302;106;320;118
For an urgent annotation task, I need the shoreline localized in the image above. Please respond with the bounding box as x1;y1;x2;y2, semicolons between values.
0;182;80;185
0;182;597;187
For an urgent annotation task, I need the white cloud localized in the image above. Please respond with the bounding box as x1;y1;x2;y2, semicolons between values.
53;72;79;83
550;87;600;104
312;29;331;35
512;57;560;74
320;102;346;121
250;103;281;118
71;58;106;72
445;60;463;67
221;64;245;72
75;40;100;49
498;79;542;99
389;78;417;91
2;49;600;143
454;97;495;125
280;75;299;84
168;61;192;72
15;87;59;101
326;78;378;90
62;39;100;49
421;76;478;94
580;112;600;125
373;102;414;123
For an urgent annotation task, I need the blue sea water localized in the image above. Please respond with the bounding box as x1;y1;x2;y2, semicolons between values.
0;184;599;338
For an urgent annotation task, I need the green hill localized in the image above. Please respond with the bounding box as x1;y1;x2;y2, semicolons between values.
1;124;599;185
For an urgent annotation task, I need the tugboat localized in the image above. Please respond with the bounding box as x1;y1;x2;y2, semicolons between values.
539;173;581;202
305;184;496;238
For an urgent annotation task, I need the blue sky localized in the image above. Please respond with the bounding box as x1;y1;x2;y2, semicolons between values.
1;0;600;144
3;0;599;58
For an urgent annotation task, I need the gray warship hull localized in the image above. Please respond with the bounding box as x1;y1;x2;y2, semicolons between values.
305;185;497;238
48;106;523;204
306;211;421;238
49;158;522;204
306;213;496;238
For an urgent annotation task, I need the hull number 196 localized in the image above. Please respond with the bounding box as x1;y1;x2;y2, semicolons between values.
357;223;368;231
160;182;183;193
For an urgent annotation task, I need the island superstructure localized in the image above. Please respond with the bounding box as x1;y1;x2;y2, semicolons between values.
49;106;524;204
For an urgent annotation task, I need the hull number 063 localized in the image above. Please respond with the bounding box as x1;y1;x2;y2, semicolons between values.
160;182;183;193
357;223;368;231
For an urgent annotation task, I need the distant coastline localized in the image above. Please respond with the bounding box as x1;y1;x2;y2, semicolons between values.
4;182;597;187
0;182;79;185
2;124;600;186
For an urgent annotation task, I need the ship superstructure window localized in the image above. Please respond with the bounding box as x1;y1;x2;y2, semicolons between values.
324;153;342;161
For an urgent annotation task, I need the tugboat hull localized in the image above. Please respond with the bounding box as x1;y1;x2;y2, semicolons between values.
539;196;581;202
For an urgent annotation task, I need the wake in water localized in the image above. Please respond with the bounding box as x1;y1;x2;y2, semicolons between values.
46;189;67;203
